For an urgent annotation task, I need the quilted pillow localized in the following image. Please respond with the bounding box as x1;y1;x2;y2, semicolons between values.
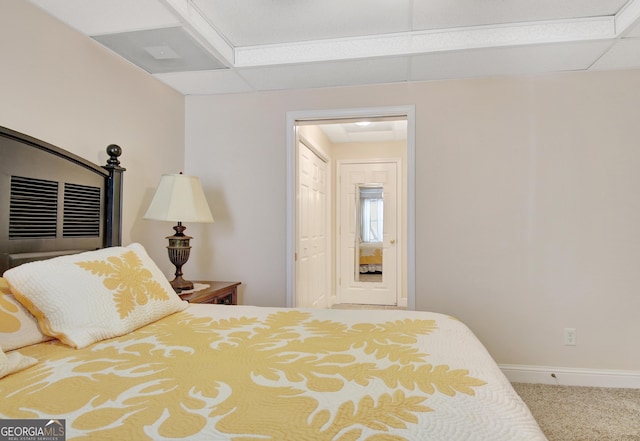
0;346;37;379
0;277;51;351
3;243;188;349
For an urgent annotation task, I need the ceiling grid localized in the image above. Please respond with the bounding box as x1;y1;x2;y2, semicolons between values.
28;0;640;95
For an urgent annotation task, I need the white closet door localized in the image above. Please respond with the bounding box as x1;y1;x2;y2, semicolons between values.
296;141;328;308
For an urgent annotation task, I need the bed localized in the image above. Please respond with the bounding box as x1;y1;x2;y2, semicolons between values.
0;127;547;441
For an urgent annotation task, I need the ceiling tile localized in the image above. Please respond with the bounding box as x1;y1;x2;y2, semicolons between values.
589;38;640;70
191;0;413;46
412;0;629;31
30;0;179;35
410;40;614;81
624;20;640;37
154;70;253;95
237;57;410;92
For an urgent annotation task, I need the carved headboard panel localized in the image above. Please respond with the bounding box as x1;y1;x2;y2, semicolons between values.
0;126;125;273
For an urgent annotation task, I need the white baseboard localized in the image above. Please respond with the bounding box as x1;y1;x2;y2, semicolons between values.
500;364;640;389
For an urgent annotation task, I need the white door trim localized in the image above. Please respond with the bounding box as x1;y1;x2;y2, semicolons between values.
286;105;416;309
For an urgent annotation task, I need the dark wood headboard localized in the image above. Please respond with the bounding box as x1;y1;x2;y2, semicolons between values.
0;126;125;273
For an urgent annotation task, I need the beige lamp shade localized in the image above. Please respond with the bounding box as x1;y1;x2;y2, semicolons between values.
144;174;214;223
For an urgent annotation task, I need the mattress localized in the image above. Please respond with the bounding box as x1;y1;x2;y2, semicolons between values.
1;304;547;440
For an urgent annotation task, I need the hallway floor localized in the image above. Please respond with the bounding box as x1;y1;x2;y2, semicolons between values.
331;303;406;310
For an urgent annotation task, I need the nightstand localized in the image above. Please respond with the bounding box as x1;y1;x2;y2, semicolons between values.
178;281;241;305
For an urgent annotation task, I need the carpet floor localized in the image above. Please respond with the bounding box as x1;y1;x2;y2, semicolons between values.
512;383;640;441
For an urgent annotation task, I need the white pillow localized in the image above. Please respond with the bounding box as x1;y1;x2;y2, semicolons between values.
4;243;188;349
0;346;37;379
0;277;51;351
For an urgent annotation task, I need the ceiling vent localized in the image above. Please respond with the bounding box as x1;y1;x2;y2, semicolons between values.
92;26;227;74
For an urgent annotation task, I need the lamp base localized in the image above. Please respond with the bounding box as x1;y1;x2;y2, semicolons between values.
169;276;193;293
166;222;193;293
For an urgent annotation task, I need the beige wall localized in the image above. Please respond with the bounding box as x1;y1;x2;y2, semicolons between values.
0;0;185;275
186;71;640;371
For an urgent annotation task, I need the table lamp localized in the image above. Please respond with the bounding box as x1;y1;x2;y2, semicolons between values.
144;173;214;292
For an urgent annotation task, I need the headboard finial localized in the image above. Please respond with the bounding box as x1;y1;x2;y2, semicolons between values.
103;144;125;247
106;144;122;167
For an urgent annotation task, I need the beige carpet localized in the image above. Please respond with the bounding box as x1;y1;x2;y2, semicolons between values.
512;383;640;441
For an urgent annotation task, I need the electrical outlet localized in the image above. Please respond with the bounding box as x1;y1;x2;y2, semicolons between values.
564;328;577;346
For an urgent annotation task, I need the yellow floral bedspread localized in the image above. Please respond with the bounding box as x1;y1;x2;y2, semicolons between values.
0;305;546;440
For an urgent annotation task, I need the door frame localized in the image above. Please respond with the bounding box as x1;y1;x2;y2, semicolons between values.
286;105;416;309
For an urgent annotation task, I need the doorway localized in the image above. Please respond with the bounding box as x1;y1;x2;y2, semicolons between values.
286;106;416;309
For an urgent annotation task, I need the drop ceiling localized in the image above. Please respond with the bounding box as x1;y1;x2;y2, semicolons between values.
302;118;409;144
28;0;640;96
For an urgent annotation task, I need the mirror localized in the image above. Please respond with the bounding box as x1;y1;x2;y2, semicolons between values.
355;185;383;283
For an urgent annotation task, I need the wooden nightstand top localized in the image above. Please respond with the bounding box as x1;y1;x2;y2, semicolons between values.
179;281;241;305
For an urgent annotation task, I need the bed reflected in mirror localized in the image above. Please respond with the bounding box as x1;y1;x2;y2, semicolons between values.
355;184;383;283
